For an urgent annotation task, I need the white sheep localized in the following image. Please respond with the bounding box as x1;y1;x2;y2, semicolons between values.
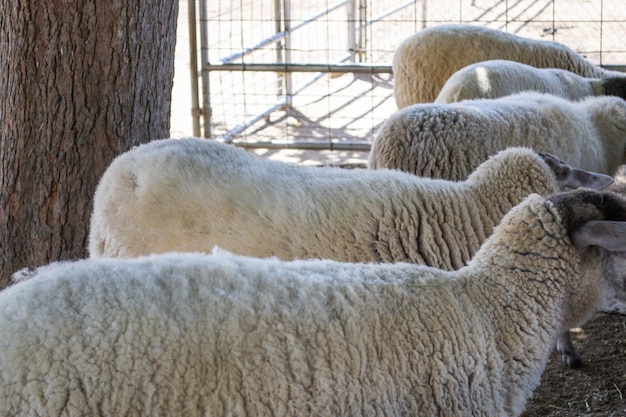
4;189;626;416
369;92;626;181
435;59;626;104
89;139;613;369
88;138;612;271
393;24;625;107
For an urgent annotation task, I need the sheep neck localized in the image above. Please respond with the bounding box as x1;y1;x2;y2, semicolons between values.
457;199;578;410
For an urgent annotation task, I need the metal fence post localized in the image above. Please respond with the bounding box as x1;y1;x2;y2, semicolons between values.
274;0;284;101
188;0;201;137
347;0;356;62
357;0;367;62
199;0;212;137
283;0;293;108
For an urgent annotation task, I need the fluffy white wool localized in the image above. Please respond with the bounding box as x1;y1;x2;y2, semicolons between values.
91;140;588;269
369;92;626;180
393;24;623;107
435;59;610;103
4;189;626;416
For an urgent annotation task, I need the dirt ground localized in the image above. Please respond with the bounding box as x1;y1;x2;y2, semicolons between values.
523;314;626;416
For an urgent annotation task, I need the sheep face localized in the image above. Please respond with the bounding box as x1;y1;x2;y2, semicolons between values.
598;249;626;315
536;152;614;191
550;191;626;326
601;77;626;101
572;221;626;317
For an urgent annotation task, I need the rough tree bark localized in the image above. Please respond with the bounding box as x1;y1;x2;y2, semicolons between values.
0;1;179;287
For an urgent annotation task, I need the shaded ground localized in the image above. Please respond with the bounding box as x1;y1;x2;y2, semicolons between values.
523;314;626;416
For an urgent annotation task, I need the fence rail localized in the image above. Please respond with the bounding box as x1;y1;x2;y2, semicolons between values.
187;0;626;150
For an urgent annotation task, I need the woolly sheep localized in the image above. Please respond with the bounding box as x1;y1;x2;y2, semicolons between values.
5;189;626;416
369;92;626;180
88;138;613;271
393;24;625;107
89;138;613;369
435;59;626;104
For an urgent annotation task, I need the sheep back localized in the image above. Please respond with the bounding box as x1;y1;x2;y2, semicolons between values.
393;24;616;107
0;252;504;416
435;60;602;103
88;138;363;259
89;139;561;270
369;92;626;180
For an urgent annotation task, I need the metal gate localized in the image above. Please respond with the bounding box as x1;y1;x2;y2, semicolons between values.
187;0;626;151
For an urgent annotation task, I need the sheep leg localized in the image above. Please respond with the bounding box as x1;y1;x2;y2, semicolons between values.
556;330;583;369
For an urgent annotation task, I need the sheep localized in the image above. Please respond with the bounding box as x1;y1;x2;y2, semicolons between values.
393;24;626;108
88;138;613;272
89;139;613;370
5;189;626;416
435;59;626;104
369;92;626;181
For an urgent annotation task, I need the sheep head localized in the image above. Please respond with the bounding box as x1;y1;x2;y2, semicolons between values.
600;76;626;101
572;219;626;316
537;151;614;191
549;190;626;324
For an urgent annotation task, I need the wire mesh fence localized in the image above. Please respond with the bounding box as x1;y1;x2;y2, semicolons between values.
190;0;626;150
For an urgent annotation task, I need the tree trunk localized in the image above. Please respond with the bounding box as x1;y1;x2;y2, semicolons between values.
0;1;178;287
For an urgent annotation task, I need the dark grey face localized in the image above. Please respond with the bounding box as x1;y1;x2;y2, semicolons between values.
600;251;626;315
548;189;626;232
536;151;614;191
547;189;626;316
601;77;626;100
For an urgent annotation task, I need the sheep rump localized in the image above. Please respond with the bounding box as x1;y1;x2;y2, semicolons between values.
393;24;624;107
5;189;626;416
369;92;626;180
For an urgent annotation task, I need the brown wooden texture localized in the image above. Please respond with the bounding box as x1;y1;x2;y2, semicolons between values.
0;1;178;286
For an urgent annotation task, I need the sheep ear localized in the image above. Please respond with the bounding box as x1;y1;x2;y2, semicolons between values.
572;221;626;251
564;168;614;191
